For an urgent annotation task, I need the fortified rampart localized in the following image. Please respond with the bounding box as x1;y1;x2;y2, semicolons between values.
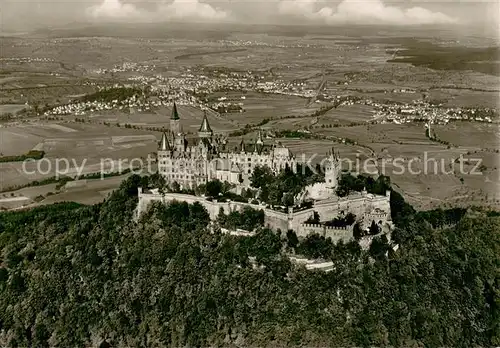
137;189;291;232
299;223;354;243
137;188;392;243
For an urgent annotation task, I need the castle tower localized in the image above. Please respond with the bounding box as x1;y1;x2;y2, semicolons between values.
256;129;264;153
198;111;213;139
240;138;245;153
159;132;171;152
256;130;264;146
325;147;341;188
253;140;259;154
170;102;180;135
174;131;186;153
157;132;172;179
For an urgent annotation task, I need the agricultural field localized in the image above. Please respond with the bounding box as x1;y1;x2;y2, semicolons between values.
428;88;499;109
0;122;159;190
315;123;434;151
0;174;134;210
0;28;497;212
218;92;319;125
265;116;317;131
433;122;499;150
0;79;97;106
317;104;376;126
311;122;499;210
0;104;26;115
87;105;237;133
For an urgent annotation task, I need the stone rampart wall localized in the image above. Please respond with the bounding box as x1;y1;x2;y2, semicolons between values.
137;189;390;242
297;223;354;243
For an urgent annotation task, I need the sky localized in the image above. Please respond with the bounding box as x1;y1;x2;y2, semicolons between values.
1;0;499;32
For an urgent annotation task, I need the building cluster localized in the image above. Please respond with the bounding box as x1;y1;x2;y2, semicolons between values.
92;62;156;75
138;106;393;244
123;66;318;100
43;95;151;116
157;103;298;188
42;66;320;116
35;54;497;126
216;39;327;49
377;100;497;124
0;57;54;63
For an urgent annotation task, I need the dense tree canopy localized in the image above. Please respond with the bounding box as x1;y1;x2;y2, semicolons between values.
0;175;499;347
216;206;265;231
336;173;391;197
250;165;324;207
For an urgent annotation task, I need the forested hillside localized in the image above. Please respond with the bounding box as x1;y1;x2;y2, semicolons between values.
0;175;499;347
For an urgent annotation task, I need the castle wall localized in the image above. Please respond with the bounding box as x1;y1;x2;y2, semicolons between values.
324;225;354;243
297;223;325;237
297;223;354;243
138;190;289;232
262;208;289;233
137;189;390;244
311;193;391;224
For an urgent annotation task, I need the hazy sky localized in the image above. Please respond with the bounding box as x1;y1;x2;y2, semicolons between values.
1;0;499;32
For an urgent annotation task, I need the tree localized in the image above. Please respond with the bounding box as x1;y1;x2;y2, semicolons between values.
286;230;299;250
369;220;380;235
171;181;181;192
304;211;320;224
282;192;294;207
1;173;499;347
205;180;223;198
353;222;364;240
250;228;282;263
250;165;274;189
297;233;333;259
259;186;270;203
390;190;416;227
221;181;234;196
368;234;390;260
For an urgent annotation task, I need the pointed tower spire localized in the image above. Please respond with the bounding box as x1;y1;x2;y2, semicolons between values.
170;102;181;135
240;138;245;153
171;102;180;120
198;110;213;138
159;132;170;151
256;129;264;145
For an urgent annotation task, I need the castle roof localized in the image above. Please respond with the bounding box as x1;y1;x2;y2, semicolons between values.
159;132;170;151
171;102;180;120
199;111;213;133
256;130;264;145
231;162;242;173
199;137;213;148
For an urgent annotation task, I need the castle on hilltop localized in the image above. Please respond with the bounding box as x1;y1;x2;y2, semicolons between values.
138;104;393;241
157;103;340;190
